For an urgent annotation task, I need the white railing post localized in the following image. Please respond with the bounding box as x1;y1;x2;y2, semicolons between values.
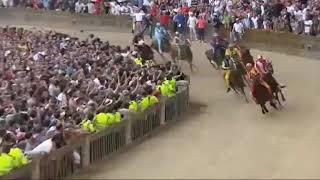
125;115;132;145
82;135;91;167
160;97;167;126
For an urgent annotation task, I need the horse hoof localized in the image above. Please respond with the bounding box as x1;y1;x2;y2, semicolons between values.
282;98;286;101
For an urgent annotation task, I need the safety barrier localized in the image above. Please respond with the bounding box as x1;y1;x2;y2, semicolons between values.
1;82;189;180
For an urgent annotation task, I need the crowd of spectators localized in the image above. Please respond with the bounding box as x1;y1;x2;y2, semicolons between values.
0;26;186;175
1;0;320;37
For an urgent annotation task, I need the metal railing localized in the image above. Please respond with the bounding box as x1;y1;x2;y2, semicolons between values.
2;83;189;180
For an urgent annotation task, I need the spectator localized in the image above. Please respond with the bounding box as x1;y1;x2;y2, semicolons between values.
174;11;186;34
160;10;170;29
0;26;185;165
232;18;244;41
133;9;145;34
187;12;198;41
304;15;313;35
197;15;206;43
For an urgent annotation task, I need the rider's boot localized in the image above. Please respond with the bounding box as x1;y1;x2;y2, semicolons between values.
261;81;273;97
225;70;231;93
226;87;231;93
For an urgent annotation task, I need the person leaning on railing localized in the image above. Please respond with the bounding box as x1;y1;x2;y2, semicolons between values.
139;92;159;112
80;108;122;133
0;147;28;176
157;75;177;98
80;113;96;133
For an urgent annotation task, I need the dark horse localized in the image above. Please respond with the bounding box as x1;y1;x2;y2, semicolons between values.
205;44;253;71
132;26;155;63
252;81;278;114
261;62;286;106
134;44;154;63
151;38;195;72
205;47;226;70
228;59;249;102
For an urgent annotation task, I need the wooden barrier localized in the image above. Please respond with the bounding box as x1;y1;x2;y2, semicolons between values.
0;8;131;30
1;82;190;180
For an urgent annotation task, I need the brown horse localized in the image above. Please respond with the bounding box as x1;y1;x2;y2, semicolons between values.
228;60;249;102
237;46;254;66
206;45;253;72
134;44;154;63
205;48;225;70
262;62;286;106
252;81;278;114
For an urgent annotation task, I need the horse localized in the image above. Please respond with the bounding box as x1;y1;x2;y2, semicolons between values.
227;58;249;102
237;45;254;66
205;44;253;71
134;44;155;63
170;43;195;72
262;62;286;106
205;47;226;70
151;38;195;72
252;80;278;114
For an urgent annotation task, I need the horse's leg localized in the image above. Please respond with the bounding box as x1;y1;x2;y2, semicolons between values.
231;86;239;94
262;103;269;114
189;61;193;72
243;76;251;87
210;58;219;70
240;87;249;103
260;104;268;114
261;105;265;114
269;100;278;110
274;91;282;107
279;88;286;101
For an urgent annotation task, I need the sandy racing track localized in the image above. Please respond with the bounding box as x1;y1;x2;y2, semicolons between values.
3;21;320;178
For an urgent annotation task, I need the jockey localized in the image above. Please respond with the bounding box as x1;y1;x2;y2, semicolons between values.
255;55;269;75
245;63;272;97
255;55;286;89
173;31;191;58
225;43;240;61
173;31;180;45
209;33;221;50
173;31;181;58
154;23;167;54
221;57;233;93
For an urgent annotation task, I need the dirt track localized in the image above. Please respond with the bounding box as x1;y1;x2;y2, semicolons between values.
6;25;320;179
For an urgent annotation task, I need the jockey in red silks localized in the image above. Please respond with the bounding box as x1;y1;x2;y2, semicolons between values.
245;63;272;101
255;55;286;89
255;55;270;75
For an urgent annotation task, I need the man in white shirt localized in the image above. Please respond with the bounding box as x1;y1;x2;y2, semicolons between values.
143;0;150;7
75;1;82;13
133;10;145;35
304;18;313;35
57;90;67;107
87;1;95;14
294;7;303;21
2;0;8;7
187;12;198;41
251;13;259;29
233;18;244;41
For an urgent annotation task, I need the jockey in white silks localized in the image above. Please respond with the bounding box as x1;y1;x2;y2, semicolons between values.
154;23;167;54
